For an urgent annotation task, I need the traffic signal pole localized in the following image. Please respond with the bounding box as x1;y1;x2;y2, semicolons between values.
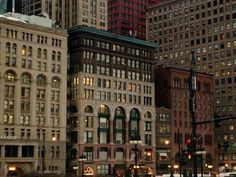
189;51;236;176
189;51;198;177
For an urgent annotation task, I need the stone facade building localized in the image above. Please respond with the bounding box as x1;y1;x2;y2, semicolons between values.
67;26;157;177
0;14;67;176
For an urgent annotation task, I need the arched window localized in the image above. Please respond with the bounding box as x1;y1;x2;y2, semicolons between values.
98;104;110;144
37;75;46;86
21;74;31;84
51;77;60;88
5;71;16;82
52;51;56;61
114;106;126;144
57;52;61;61
129;108;140;136
28;46;32;57
70;105;78;113
6;42;10;53
144;111;152;119
22;45;26;56
84;105;93;113
12;43;17;54
43;49;47;59
98;104;110;115
37;48;42;58
115;107;125;117
130;109;140;118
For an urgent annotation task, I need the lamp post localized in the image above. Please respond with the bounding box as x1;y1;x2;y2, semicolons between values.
130;135;142;177
79;155;86;177
41;135;45;174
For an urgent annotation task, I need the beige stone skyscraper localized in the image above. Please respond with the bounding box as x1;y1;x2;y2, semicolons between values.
0;13;67;176
20;0;108;30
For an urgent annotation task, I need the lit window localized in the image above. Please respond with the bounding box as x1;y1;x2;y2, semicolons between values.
22;46;26;56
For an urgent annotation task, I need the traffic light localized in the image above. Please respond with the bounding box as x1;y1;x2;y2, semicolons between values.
223;140;230;151
185;138;193;159
214;113;222;128
181;149;191;164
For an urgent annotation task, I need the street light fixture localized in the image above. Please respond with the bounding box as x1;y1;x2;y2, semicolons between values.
9;166;16;177
79;155;87;177
130;135;142;177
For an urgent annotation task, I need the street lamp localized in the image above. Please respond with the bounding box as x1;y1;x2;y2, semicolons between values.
130;135;142;177
9;166;16;177
79;155;86;177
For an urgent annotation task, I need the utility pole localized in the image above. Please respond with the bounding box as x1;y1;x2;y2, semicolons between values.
189;50;198;177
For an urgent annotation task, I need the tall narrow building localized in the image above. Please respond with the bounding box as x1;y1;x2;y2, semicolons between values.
147;0;236;170
108;0;161;40
0;13;67;176
67;26;157;177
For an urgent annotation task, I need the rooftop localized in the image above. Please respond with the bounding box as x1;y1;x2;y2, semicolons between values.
68;26;158;49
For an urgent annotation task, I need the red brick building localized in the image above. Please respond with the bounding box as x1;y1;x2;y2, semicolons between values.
155;66;216;174
108;0;160;40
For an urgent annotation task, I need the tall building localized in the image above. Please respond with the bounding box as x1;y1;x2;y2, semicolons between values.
108;0;161;40
0;13;67;176
20;0;108;30
155;66;215;174
67;26;157;177
147;0;236;169
20;0;65;29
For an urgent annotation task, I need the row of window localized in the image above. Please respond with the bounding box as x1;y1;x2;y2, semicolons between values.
151;7;234;26
150;16;236;40
83;129;152;145
71;89;153;106
150;0;229;15
0;145;60;158
73;77;154;95
80;38;151;58
3;113;60;126
4;71;61;88
157;24;236;46
159;37;236;56
215;86;236;95
5;42;62;60
4;28;62;47
3;128;60;141
172;77;211;93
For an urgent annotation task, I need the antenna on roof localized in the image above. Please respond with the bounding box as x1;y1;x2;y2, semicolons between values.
12;0;15;13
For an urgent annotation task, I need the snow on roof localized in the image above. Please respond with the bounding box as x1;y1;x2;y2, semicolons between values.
0;13;52;28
